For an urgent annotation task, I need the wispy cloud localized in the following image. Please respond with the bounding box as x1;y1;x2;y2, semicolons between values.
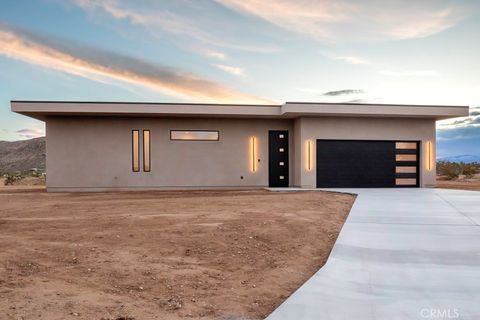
73;0;143;22
71;0;281;53
443;116;480;128
386;7;463;39
205;50;227;60
378;70;437;77
215;0;349;39
16;128;45;139
0;26;271;104
216;0;471;41
334;56;369;65
73;0;214;43
323;89;365;96
344;98;373;103
214;64;245;76
439;107;480;129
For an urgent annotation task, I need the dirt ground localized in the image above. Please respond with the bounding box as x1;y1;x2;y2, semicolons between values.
0;176;46;189
0;187;354;320
436;174;480;191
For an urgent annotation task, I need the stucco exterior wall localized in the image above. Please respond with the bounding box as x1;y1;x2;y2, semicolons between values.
292;118;303;187
46;116;293;191
293;117;436;188
45;115;436;191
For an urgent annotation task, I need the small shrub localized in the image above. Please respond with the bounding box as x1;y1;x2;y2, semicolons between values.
3;173;23;185
436;161;461;180
30;168;43;178
462;164;477;179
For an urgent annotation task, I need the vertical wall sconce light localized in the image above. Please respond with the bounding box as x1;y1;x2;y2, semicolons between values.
305;139;313;171
426;141;433;171
250;136;257;172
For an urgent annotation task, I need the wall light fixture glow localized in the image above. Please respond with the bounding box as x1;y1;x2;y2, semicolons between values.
426;141;433;171
305;140;313;171
250;136;257;172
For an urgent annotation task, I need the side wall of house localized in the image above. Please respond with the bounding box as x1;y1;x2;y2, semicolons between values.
46;116;293;191
293;117;436;188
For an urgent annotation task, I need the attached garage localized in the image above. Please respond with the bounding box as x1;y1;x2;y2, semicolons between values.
316;140;419;188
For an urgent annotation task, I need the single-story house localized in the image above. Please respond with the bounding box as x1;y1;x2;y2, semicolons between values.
11;101;468;192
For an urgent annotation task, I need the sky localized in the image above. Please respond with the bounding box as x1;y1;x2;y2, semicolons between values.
0;0;479;160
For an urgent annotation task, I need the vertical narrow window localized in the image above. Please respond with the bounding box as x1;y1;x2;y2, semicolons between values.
143;130;151;172
132;130;140;172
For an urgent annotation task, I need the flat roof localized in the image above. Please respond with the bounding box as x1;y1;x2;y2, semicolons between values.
11;100;469;120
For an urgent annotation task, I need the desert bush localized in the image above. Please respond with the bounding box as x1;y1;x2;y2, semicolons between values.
462;163;477;179
3;172;23;185
436;161;462;180
30;168;43;177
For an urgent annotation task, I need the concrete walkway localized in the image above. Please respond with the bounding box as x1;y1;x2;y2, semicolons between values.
266;188;480;320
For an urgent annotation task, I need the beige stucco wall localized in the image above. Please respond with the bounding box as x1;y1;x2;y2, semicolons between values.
293;117;436;188
46;116;293;191
45;115;436;191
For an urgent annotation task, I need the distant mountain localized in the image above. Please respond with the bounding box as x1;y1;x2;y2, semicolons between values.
437;154;480;163
0;137;46;174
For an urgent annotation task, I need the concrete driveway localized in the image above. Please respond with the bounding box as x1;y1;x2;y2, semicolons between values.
266;188;480;320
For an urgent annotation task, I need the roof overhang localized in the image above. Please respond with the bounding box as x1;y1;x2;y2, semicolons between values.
282;102;469;120
11;101;469;121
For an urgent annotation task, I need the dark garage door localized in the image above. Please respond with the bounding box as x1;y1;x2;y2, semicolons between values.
316;140;419;188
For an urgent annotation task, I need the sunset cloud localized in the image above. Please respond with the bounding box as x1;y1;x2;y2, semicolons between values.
73;0;215;43
205;50;227;60
0;26;271;104
216;0;470;41
214;64;245;76
71;0;281;53
386;7;463;39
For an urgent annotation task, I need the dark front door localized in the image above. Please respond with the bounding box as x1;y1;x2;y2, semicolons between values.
316;140;419;188
269;130;289;187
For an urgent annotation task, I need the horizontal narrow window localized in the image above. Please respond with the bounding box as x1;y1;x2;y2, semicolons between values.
396;178;417;185
170;130;219;141
143;130;151;172
132;130;140;172
396;166;417;173
396;142;417;149
396;154;417;161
